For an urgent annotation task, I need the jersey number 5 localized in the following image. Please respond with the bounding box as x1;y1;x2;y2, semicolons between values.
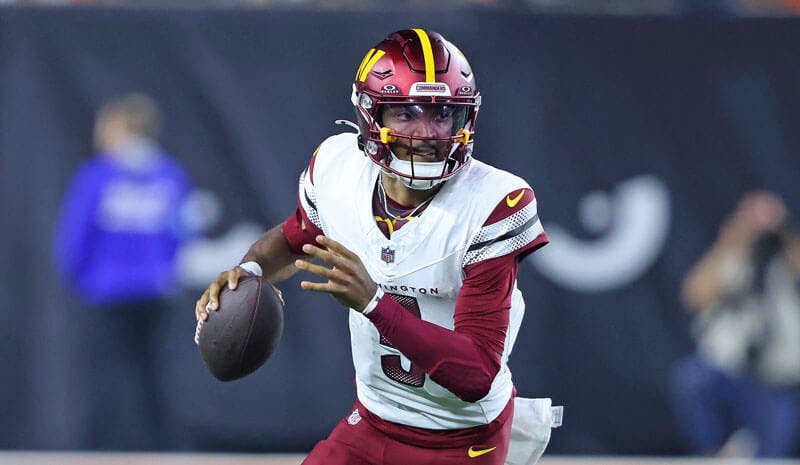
379;293;426;387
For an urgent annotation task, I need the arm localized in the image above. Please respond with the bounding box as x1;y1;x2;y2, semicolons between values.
682;191;787;312
365;255;519;402
681;221;750;313
362;226;547;403
54;163;98;284
242;223;304;283
194;206;322;322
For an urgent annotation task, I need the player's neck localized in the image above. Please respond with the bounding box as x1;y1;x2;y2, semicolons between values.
380;172;441;208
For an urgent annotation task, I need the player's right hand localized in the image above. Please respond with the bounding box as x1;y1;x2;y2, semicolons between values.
195;267;245;322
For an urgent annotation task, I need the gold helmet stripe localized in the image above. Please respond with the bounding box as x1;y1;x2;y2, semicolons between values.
355;48;376;80
412;28;435;82
357;49;386;82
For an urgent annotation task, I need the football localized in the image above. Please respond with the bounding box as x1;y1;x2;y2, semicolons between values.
197;276;284;381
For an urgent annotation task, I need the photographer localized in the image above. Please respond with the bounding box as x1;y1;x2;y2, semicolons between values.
670;191;800;457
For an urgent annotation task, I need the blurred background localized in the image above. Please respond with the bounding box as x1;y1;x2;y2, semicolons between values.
2;0;800;461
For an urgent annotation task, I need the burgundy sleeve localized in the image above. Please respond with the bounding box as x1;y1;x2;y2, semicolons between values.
365;187;549;402
281;206;323;255
365;254;520;403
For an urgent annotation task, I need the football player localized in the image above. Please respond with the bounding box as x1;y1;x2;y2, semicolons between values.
196;29;559;465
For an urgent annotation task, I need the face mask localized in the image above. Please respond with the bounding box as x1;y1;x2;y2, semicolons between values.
385;152;447;190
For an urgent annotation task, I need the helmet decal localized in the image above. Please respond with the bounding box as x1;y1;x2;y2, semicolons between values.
380;84;400;95
411;28;436;82
356;48;386;82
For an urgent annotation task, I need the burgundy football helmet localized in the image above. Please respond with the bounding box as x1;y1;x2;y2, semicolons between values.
351;29;480;189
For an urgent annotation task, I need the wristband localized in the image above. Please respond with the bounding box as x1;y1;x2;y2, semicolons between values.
238;261;263;277
361;287;384;315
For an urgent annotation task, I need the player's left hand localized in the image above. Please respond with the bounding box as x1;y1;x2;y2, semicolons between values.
295;235;378;312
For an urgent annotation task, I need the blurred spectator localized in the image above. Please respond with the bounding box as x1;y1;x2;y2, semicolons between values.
521;0;681;15
670;191;800;457
54;93;197;449
741;0;800;14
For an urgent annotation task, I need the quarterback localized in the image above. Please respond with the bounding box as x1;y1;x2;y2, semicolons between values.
196;29;559;465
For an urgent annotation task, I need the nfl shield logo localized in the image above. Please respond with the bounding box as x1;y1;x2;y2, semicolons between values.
381;246;395;264
347;408;361;425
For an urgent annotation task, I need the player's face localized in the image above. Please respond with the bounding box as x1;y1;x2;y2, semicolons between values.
381;104;458;162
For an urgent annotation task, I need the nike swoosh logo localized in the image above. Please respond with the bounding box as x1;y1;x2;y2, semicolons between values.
468;446;497;458
506;190;525;208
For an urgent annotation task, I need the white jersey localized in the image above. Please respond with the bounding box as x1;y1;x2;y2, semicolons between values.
298;133;544;430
